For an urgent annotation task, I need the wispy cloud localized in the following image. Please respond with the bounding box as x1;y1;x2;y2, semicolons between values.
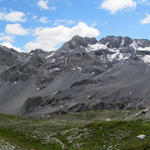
137;0;150;6
37;0;56;10
39;17;50;23
32;15;51;24
100;0;136;14
5;24;29;36
53;19;74;26
0;33;14;43
38;0;49;10
141;14;150;24
0;11;27;22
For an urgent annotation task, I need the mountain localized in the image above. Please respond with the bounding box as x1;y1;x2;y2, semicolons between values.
1;35;150;117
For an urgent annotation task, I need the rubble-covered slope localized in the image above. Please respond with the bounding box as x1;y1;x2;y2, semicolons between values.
1;35;150;117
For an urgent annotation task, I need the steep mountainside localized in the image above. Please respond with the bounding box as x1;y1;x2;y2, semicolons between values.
1;35;150;117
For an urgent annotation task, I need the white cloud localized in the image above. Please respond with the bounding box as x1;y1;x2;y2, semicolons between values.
24;22;100;52
32;15;38;21
0;33;14;43
53;19;74;26
49;6;56;10
38;0;49;9
39;17;50;23
0;12;4;19
0;42;22;52
5;24;29;36
137;0;148;4
141;14;150;24
101;0;136;14
138;0;147;2
32;16;50;23
37;0;56;10
0;11;26;22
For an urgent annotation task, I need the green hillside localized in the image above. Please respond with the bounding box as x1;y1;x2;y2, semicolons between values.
0;111;150;150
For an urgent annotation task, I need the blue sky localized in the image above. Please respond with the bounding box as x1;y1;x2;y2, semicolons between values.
0;0;150;52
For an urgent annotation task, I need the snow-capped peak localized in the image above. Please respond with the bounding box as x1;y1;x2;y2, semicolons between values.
85;36;150;64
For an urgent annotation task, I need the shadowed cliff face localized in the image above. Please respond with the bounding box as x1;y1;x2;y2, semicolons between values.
1;36;150;117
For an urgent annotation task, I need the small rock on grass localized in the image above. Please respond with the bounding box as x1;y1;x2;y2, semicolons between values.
136;135;146;140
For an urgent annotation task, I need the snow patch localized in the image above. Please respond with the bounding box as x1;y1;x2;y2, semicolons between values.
130;41;138;50
52;91;59;96
13;81;17;84
131;40;150;51
50;68;60;72
72;68;76;71
142;55;150;64
77;67;82;71
86;43;107;52
107;50;123;61
137;47;150;51
91;72;95;75
121;38;125;46
46;52;54;59
86;41;150;64
51;58;56;63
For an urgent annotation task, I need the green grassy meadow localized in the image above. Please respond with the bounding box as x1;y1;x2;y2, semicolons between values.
0;111;150;150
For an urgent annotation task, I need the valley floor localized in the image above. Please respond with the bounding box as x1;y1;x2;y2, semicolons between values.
0;111;150;150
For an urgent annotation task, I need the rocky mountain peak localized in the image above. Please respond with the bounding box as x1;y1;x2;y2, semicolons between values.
0;45;20;66
30;49;45;54
99;36;133;49
59;35;97;50
134;39;150;48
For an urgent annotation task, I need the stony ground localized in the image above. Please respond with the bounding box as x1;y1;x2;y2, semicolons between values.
0;138;20;150
0;111;150;150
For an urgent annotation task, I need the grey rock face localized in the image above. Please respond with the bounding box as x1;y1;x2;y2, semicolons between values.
134;39;150;48
1;36;150;117
59;35;97;50
99;36;133;49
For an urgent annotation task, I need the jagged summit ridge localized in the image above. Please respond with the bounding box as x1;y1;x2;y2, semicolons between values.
59;35;97;51
58;35;150;64
59;35;150;51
